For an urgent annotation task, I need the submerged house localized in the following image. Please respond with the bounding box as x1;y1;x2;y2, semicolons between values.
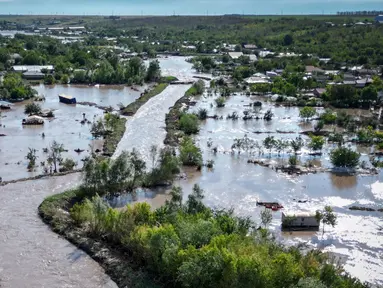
282;211;319;230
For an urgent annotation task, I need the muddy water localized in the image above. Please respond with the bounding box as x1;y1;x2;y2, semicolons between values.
113;84;191;169
177;91;383;285
0;85;143;181
0;173;118;288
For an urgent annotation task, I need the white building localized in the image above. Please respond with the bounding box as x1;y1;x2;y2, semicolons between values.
228;52;243;59
282;211;319;230
376;15;383;23
12;65;54;73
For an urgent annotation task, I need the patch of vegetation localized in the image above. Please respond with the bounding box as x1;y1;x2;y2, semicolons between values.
40;182;366;288
24;102;42;115
299;106;316;121
179;136;203;167
179;113;199;135
330;147;360;169
159;75;178;83
122;83;169;116
0;73;37;101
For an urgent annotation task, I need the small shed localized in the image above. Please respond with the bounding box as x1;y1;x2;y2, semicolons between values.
282;211;319;230
313;88;326;98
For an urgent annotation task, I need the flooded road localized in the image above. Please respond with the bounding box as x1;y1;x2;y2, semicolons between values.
0;173;118;288
0;85;143;181
113;84;191;169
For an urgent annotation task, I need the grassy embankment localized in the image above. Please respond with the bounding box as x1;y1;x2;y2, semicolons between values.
39;188;161;288
102;117;127;156
164;83;201;146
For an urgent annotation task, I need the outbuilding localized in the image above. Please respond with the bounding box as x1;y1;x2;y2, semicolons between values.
282;211;319;230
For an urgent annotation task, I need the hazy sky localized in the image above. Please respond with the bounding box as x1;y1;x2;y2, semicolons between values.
0;0;382;15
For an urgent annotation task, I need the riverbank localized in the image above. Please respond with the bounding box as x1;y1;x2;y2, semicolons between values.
38;189;161;288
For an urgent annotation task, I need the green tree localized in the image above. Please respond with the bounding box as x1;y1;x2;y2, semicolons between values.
315;206;337;235
215;97;226;107
25;147;38;170
179;136;203;166
290;137;304;154
308;135;325;153
330;147;360;169
263;136;276;154
283;34;294;46
145;59;161;82
260;208;273;228
299;106;316;121
179;113;199;135
24;102;42;115
47;141;65;173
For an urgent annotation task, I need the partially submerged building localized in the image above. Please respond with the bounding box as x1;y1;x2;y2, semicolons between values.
282;211;319;230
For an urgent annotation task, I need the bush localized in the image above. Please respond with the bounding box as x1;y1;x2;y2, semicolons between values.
24;102;42;115
179;113;199;135
299;106;316;121
330;147;360;168
320;109;337;124
59;158;77;172
215;97;226;107
308;135;325;152
196;108;208;120
289;156;298;167
179;136;203;166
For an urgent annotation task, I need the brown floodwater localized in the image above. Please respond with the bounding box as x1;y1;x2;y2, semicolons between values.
0;173;118;288
1;57;382;286
0;85;143;181
177;90;383;285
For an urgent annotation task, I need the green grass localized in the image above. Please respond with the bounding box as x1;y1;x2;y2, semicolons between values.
159;76;178;83
122;83;169;116
103;117;127;156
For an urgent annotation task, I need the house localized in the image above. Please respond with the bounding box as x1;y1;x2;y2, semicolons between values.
356;79;368;88
313;88;326;98
243;44;258;50
22;71;45;80
266;71;278;78
68;26;86;31
305;66;324;74
376;15;383;24
12;65;54;73
249;54;258;62
228;52;243;59
343;80;356;86
282;211;319;230
244;77;270;85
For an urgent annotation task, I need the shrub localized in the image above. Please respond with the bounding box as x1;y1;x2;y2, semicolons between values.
330;147;360;168
196;108;208;120
179;113;199;135
289;156;298;167
299;106;316;121
308;135;325;152
320;109;337;124
179;136;203;166
59;158;77;172
24;102;42;115
215;97;226;107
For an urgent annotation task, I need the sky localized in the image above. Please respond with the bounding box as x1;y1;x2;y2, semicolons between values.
0;0;382;15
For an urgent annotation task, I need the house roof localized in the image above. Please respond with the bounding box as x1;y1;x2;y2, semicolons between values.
282;211;316;218
306;66;324;73
13;65;54;72
23;71;45;76
314;88;326;94
245;77;269;84
243;44;258;49
228;52;243;59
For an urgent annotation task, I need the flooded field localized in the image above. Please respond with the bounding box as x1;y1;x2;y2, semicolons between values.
0;85;143;181
176;90;383;285
0;57;382;286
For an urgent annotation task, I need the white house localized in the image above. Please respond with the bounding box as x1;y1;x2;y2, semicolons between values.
282;211;319;230
12;65;54;73
228;52;243;59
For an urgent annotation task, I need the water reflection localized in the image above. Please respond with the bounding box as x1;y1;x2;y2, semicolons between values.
330;174;358;190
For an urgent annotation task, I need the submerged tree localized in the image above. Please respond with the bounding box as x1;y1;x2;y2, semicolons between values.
290;136;304;154
260;208;273;228
47;141;65;173
330;147;360;169
263;136;276;154
25;147;38;170
299;106;316;121
308;135;325;153
263;109;274;121
315;206;337;236
24;102;42;116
